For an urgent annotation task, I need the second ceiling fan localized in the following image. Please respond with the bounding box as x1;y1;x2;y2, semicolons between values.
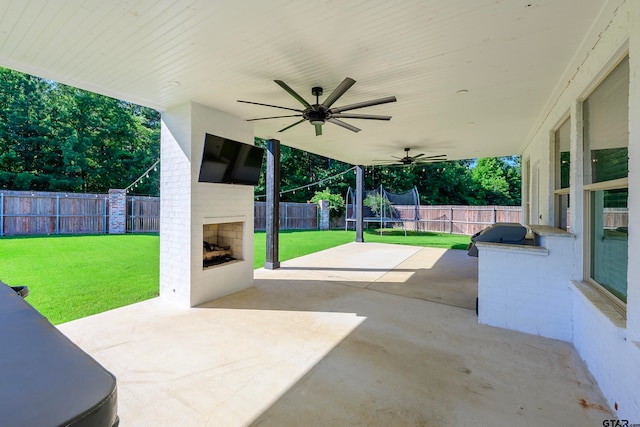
375;148;447;166
238;77;397;136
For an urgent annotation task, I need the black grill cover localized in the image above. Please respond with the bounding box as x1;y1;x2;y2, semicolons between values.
0;282;118;427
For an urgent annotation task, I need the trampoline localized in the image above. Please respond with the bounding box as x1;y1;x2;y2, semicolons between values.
345;185;420;235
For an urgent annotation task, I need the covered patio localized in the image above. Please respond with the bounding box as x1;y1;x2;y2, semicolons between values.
58;243;611;426
1;0;639;422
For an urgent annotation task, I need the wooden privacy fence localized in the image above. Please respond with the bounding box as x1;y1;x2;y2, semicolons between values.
408;205;523;235
254;202;317;230
2;190;534;237
0;190;160;236
0;191;108;235
127;196;160;233
346;205;523;235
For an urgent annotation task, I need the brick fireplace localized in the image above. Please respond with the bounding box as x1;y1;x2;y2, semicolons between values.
160;102;255;307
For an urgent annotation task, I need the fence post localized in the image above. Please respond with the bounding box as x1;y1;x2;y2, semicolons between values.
130;197;135;233
55;194;60;234
0;193;3;237
284;203;288;230
103;196;108;234
493;206;497;224
449;206;453;234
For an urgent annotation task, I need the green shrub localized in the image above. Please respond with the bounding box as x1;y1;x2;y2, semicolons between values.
310;187;345;218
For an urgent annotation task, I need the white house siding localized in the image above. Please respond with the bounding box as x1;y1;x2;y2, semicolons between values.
518;0;639;420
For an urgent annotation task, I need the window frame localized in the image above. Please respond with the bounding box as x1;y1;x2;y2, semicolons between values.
553;116;571;230
581;55;629;317
583;181;628;317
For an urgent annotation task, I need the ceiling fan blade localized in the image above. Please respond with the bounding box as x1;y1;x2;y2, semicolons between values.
327;118;361;133
416;158;446;163
329;96;397;113
412;153;426;159
321;77;356;108
278;119;306;133
419;154;447;160
246;114;302;121
274;80;311;108
331;113;391;120
315;124;323;136
237;100;303;113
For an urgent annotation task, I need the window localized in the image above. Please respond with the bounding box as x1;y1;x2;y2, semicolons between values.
554;117;570;230
590;188;628;303
583;56;629;312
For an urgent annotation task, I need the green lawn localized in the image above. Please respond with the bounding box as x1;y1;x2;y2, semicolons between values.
1;229;469;325
0;234;160;325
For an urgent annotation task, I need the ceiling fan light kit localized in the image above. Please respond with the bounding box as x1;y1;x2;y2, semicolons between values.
238;77;396;136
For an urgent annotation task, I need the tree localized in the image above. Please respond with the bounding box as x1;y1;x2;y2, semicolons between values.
0;66;161;194
470;157;521;205
253;139;522;208
254;138;353;203
0;68;54;189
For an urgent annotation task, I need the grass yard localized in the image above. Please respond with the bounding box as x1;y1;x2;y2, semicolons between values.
363;229;470;249
1;229;470;324
0;234;160;325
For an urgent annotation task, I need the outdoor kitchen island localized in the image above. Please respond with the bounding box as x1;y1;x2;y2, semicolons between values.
476;225;575;341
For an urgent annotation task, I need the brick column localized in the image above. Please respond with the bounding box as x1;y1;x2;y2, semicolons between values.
108;189;127;234
319;200;330;230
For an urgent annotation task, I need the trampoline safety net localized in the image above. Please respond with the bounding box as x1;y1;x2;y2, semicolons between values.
345;185;420;234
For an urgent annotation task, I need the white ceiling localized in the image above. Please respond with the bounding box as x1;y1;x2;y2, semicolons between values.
0;0;619;165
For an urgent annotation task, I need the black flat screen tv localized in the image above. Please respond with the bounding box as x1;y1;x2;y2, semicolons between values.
198;133;265;186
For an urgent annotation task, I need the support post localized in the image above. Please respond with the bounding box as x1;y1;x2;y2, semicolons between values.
265;139;281;269
449;206;454;234
355;165;364;242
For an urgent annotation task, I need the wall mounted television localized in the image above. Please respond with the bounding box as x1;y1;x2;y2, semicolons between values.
198;133;265;186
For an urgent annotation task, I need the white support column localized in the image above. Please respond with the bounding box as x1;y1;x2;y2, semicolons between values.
569;100;584;281
160;102;255;307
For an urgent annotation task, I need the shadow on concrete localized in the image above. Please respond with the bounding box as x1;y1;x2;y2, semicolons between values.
200;271;610;426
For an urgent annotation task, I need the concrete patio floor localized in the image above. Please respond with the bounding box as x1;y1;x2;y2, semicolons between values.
58;242;612;426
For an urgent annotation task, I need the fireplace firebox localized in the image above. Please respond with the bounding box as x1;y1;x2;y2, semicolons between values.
203;222;243;269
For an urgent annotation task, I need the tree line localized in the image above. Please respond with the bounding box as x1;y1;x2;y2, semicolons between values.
0;67;520;205
0;67;159;195
254;139;521;209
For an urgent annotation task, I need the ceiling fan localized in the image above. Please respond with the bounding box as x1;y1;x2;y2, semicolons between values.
237;77;396;136
375;148;447;166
